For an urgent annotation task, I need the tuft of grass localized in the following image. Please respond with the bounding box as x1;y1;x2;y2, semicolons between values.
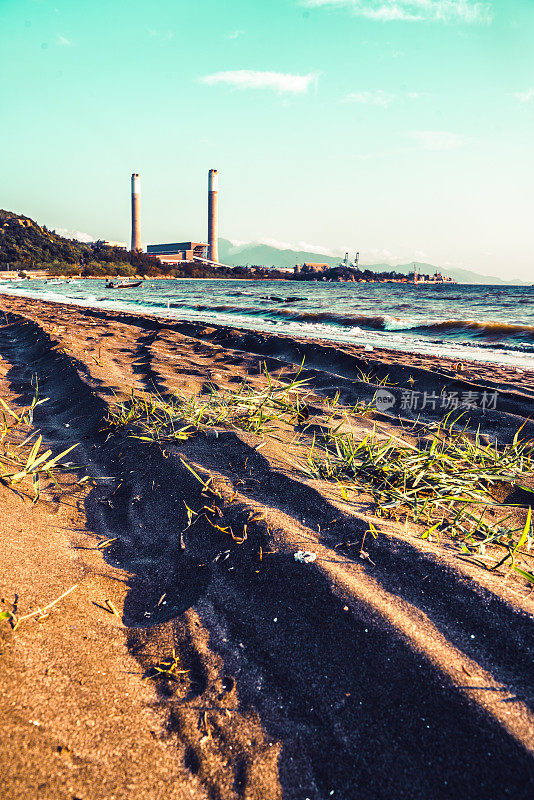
0;392;79;501
354;367;394;387
104;369;533;581
304;413;533;575
107;364;312;442
145;648;189;682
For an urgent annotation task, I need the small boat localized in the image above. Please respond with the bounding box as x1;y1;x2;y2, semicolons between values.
105;280;144;289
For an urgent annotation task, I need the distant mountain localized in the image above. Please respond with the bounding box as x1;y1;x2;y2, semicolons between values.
219;239;341;271
218;239;529;286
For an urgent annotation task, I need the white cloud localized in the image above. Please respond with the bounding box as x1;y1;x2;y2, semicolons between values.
255;237;296;250
147;28;175;42
225;30;244;39
344;89;427;106
512;88;534;103
345;90;396;106
295;241;343;256
54;228;94;243
57;34;72;46
410;130;465;150
200;70;318;93
301;1;493;24
361;248;405;264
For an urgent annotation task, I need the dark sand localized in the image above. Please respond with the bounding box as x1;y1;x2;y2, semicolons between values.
0;296;533;800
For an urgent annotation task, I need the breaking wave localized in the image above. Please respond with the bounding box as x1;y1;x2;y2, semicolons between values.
267;309;534;342
423;319;534;342
160;303;534;346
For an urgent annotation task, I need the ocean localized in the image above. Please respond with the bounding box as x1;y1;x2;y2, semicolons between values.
1;278;533;368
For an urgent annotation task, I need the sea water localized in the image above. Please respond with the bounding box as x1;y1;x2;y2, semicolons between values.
0;278;533;369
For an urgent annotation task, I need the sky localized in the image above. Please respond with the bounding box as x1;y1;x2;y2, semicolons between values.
1;0;533;279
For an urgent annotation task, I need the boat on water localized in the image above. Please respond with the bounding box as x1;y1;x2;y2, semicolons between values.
105;280;144;289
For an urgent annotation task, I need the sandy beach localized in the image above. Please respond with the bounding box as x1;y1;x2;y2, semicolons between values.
0;295;533;800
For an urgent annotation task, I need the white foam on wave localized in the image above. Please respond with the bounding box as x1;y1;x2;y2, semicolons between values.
382;315;419;331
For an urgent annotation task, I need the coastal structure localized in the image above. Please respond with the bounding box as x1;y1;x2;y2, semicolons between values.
409;265;455;284
146;242;208;263
131;173;141;251
294;253;359;275
339;252;359;270
292;258;456;283
208;169;218;263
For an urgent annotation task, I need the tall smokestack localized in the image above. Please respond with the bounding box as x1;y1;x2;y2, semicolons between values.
208;168;218;263
131;173;141;251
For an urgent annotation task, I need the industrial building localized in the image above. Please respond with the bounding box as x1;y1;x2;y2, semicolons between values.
294;252;359;274
294;262;331;274
146;242;208;263
101;240;127;249
130;168;220;265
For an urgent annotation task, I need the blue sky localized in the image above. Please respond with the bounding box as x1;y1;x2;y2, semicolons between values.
1;0;533;278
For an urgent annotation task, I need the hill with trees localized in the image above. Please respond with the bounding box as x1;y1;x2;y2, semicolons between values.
0;209;165;275
0;210;220;277
0;209;91;267
0;210;288;279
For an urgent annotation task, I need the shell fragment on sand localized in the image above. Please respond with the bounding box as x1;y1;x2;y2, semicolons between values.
294;550;317;564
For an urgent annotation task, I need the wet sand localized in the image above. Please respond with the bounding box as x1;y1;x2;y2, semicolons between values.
0;295;533;800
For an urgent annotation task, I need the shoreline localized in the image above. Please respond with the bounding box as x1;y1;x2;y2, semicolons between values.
0;279;533;370
2;294;534;421
1;293;533;798
3;292;534;392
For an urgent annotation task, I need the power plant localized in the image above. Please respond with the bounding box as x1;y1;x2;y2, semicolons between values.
146;241;208;263
208;168;218;263
140;168;221;266
130;173;141;252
